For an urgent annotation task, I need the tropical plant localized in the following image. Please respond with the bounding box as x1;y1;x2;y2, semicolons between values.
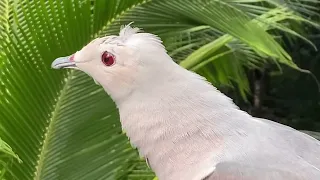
0;138;21;179
0;0;319;180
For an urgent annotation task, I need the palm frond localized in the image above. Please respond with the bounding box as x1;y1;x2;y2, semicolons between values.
0;1;141;179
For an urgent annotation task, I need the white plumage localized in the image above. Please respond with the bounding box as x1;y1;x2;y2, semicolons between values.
52;24;320;180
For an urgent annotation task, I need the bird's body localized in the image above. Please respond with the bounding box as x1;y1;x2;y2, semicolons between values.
118;60;320;180
52;24;320;180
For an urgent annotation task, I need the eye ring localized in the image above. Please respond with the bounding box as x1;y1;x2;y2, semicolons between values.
101;51;115;66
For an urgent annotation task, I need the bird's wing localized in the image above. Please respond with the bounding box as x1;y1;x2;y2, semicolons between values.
255;117;320;169
203;161;318;180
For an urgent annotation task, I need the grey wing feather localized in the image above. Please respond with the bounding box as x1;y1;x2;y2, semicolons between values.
256;117;320;169
203;118;320;180
204;161;320;180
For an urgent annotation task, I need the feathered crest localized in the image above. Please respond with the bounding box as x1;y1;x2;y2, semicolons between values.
119;22;141;41
102;22;166;53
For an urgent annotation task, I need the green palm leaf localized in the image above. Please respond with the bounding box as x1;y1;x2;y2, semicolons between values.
0;137;21;179
0;1;140;180
0;0;319;180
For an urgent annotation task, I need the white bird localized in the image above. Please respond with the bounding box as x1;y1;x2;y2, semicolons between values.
52;24;320;180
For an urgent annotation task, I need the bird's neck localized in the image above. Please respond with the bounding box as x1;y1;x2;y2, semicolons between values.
117;66;243;180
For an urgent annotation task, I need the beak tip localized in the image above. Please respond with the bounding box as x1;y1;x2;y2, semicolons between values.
51;62;62;69
51;63;58;69
51;60;61;69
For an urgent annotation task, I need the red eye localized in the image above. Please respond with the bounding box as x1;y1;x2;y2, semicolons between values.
101;52;115;66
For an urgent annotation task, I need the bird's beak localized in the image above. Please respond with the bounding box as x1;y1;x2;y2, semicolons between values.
51;54;76;69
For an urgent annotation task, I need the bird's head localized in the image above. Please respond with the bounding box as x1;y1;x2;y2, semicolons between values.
51;24;171;102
